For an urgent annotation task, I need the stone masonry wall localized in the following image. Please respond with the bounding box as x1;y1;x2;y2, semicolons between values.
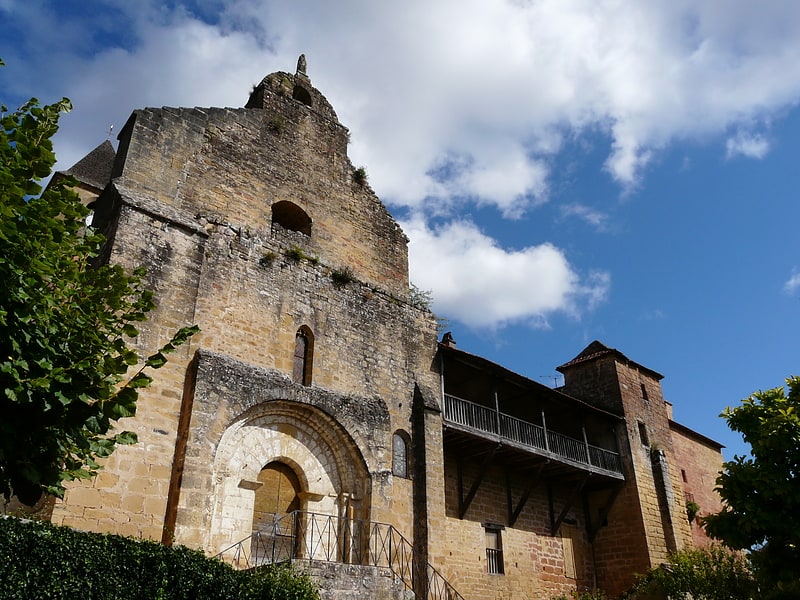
559;355;651;594
612;360;693;563
669;424;724;548
559;352;693;596
113;69;409;298
438;453;596;600
51;198;207;540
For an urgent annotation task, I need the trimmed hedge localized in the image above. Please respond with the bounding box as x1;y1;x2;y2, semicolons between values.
0;516;319;600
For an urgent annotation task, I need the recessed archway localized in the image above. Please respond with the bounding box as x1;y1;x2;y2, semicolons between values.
208;400;371;557
272;201;311;236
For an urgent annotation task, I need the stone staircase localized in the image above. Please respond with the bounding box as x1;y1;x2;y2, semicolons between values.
215;511;463;600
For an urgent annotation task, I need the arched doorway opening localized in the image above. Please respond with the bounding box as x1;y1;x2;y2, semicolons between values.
251;461;302;563
253;461;301;531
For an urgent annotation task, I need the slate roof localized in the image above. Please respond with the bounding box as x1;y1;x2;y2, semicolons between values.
62;140;115;190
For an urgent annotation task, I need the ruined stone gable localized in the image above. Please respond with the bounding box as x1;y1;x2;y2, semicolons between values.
51;58;441;559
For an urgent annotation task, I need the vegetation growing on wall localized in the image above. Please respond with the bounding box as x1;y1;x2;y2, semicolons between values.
285;245;319;265
330;266;355;288
352;166;367;186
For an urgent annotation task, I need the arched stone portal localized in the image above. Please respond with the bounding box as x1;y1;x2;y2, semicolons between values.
208;400;371;558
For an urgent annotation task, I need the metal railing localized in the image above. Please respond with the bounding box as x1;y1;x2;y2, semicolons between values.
216;511;464;600
443;394;622;476
485;548;504;575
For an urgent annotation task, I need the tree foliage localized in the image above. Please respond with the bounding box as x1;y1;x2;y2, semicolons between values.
703;376;800;598
624;545;755;600
0;61;198;505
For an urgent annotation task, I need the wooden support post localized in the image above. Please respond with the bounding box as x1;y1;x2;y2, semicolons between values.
494;385;501;436
582;425;591;466
542;411;550;453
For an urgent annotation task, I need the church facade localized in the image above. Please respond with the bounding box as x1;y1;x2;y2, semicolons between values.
36;58;723;599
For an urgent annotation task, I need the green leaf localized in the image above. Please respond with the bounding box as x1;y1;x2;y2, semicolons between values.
145;352;167;369
128;372;152;388
114;431;138;445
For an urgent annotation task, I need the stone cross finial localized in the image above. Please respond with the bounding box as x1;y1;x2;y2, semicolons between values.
296;54;307;76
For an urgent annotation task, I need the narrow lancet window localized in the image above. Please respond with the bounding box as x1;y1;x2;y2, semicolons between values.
292;326;314;386
392;431;409;478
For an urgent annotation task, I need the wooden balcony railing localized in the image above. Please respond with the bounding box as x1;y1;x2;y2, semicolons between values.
443;394;623;477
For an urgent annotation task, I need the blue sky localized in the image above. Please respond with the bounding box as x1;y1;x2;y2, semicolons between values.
3;0;800;460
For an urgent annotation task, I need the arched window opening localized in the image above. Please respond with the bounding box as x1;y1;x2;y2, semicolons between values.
392;431;410;478
293;326;314;386
272;201;311;236
292;85;313;107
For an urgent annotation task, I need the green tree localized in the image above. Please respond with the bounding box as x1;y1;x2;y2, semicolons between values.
0;60;198;505
703;376;800;598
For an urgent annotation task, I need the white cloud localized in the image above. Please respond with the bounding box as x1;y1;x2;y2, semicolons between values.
559;204;611;231
726;130;770;159
401;217;610;328
784;269;800;294
4;0;800;331
6;0;800;214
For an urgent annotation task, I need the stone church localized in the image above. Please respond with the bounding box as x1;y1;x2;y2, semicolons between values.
34;57;724;599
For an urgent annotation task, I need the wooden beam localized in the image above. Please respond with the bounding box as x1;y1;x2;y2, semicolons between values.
551;474;590;536
459;444;499;519
509;463;544;527
587;484;623;543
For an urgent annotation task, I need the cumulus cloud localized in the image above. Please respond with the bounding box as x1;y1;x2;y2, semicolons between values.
401;217;610;328
4;0;800;330
5;0;800;211
726;130;770;159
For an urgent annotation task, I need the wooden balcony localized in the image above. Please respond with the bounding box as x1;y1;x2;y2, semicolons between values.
443;394;623;479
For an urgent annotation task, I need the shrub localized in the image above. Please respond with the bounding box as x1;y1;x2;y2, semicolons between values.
268;116;286;134
240;563;319;600
0;516;319;599
552;591;608;600
624;545;756;600
352;166;367;186
409;283;433;310
259;252;277;267
0;516;240;599
686;499;700;523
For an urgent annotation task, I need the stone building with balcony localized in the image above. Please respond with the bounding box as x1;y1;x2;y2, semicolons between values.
20;57;724;599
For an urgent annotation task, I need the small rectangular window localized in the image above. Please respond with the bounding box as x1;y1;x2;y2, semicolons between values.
638;421;650;447
484;525;504;575
640;382;649;401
